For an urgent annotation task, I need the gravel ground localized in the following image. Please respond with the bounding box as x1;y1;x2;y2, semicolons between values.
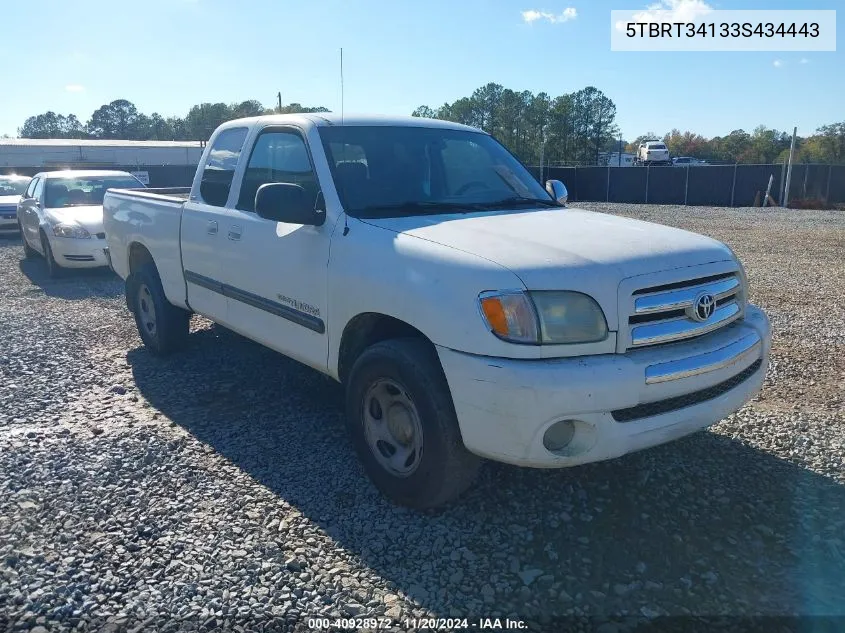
1;204;843;633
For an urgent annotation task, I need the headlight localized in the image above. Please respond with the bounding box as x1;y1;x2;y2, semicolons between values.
479;290;608;345
478;291;538;344
52;223;91;239
530;291;609;344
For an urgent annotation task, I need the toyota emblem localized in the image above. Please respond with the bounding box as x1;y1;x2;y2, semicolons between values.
691;292;715;322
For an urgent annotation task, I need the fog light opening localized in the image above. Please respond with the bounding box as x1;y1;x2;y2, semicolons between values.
543;420;576;452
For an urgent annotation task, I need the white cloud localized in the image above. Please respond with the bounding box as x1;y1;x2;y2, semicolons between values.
773;59;784;68
800;57;810;64
522;8;577;24
616;0;713;31
65;84;85;93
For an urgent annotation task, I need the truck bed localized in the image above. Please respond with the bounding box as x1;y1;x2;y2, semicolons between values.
103;187;191;310
111;187;191;202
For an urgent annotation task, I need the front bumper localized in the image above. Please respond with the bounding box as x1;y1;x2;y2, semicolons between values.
48;234;110;268
437;305;771;468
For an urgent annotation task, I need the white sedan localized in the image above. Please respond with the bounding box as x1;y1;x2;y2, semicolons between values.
17;170;145;276
0;174;32;232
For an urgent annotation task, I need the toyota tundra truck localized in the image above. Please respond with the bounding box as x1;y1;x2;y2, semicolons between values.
103;114;771;509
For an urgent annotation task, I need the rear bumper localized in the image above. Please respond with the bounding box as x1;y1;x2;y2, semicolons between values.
437;305;771;468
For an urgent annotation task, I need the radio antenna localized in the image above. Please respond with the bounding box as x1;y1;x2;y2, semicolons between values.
341;47;350;236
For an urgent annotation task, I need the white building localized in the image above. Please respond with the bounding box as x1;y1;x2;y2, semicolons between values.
0;139;204;168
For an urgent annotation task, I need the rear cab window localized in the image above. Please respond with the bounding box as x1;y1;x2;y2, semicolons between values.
198;128;249;207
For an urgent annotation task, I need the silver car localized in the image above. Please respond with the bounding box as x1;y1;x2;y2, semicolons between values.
17;170;144;276
0;174;32;232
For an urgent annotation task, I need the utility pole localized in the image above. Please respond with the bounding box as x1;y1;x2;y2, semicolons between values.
539;136;545;183
783;126;797;208
277;92;282;113
618;134;623;166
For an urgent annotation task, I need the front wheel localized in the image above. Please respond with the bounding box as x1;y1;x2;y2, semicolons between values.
345;338;481;509
128;263;191;355
20;224;36;258
40;233;61;278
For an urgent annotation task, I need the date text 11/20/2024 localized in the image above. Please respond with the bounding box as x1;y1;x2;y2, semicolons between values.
307;617;528;630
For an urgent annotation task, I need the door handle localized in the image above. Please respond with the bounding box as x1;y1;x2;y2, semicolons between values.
228;225;242;241
207;221;218;235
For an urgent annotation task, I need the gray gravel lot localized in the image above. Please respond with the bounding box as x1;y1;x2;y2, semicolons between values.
1;204;844;632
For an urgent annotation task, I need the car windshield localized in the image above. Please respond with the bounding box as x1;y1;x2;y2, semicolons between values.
318;126;554;218
44;175;143;208
0;177;30;196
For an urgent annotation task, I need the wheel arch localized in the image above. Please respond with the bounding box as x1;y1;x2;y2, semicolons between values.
128;241;156;274
124;241;157;313
336;312;437;385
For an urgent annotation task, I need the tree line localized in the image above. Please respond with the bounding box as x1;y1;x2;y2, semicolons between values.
629;125;845;165
14;89;845;166
17;99;328;143
413;83;619;166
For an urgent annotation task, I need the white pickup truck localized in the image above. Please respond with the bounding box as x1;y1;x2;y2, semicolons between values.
104;114;771;509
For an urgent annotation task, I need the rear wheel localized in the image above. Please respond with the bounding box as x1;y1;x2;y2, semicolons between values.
20;223;36;258
128;263;190;355
40;232;61;278
345;338;481;509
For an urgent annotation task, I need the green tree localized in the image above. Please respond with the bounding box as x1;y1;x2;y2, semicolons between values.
19;112;86;139
813;122;845;163
663;129;708;158
411;105;437;119
711;129;752;163
412;84;618;166
86;99;144;139
274;102;331;115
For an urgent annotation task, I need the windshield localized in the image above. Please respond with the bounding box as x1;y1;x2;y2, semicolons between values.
0;177;30;196
318;126;553;218
44;175;144;208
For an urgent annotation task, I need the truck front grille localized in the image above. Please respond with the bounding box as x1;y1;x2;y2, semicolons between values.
627;272;743;349
612;358;762;422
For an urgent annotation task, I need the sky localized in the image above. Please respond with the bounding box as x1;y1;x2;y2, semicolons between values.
0;0;841;140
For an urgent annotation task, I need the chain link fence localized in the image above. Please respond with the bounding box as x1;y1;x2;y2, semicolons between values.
537;163;845;207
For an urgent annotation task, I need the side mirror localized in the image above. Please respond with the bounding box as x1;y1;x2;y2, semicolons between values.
545;180;568;206
254;183;325;226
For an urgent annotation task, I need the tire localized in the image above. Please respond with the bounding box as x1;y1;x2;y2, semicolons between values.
20;223;36;259
345;338;481;509
128;262;191;356
40;232;62;278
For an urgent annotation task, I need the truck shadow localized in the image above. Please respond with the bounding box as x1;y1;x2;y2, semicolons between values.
127;325;845;622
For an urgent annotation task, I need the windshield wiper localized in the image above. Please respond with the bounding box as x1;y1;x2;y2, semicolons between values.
354;197;560;218
481;196;561;209
354;201;482;216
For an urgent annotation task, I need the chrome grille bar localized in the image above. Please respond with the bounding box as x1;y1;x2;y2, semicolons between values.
631;302;741;347
634;276;739;315
644;330;761;384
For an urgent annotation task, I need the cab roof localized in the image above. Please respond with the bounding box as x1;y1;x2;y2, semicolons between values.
215;113;485;135
34;170;136;179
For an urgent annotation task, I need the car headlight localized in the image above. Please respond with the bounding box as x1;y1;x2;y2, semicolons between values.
52;223;91;239
479;290;608;345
